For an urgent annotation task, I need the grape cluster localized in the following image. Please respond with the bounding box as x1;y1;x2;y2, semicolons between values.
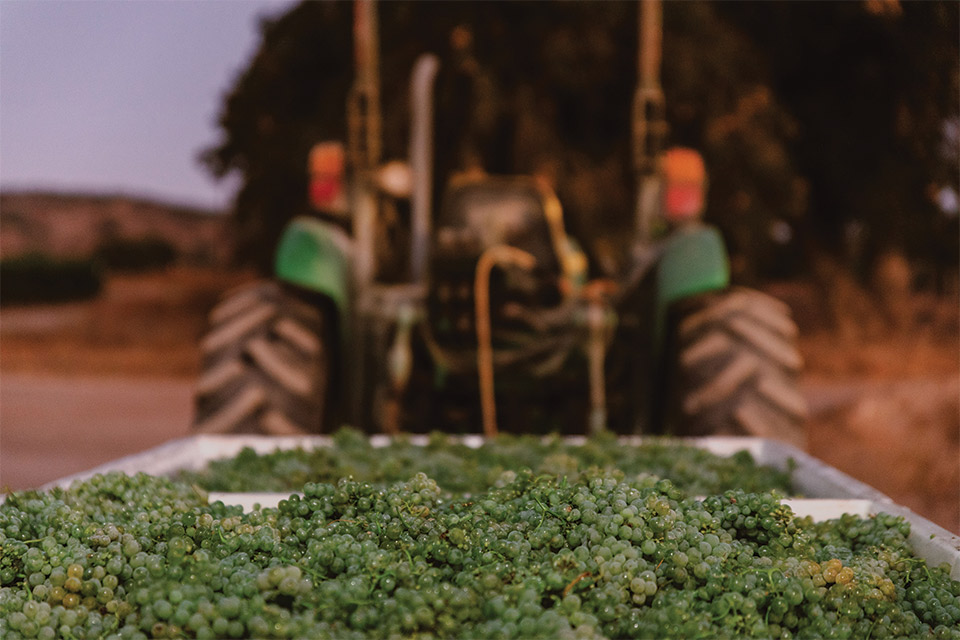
2;464;959;639
179;428;793;496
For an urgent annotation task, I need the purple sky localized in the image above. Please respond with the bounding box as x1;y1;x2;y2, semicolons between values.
0;0;297;210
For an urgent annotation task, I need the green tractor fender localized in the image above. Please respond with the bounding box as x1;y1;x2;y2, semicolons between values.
654;224;730;347
274;216;353;348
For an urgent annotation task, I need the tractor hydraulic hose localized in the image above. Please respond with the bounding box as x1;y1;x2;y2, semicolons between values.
474;245;536;439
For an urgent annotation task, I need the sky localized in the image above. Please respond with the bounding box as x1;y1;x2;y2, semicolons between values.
0;0;298;211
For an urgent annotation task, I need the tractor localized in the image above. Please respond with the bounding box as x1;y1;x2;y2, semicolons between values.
192;0;807;446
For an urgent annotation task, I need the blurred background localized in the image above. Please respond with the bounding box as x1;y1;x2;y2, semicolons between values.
1;1;957;532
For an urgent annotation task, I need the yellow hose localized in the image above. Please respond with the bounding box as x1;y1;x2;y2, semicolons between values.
474;245;536;439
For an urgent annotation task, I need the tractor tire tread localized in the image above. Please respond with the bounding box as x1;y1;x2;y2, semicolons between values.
192;280;330;434
201;302;277;356
194;384;267;434
668;287;807;448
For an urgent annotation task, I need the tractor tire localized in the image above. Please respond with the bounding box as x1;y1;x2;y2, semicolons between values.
192;280;330;435
666;287;808;448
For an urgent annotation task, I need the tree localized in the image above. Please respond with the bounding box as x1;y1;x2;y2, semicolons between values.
201;2;353;270
716;1;959;278
202;1;958;283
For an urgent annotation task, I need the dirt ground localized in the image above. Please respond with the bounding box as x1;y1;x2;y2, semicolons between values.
0;268;253;378
1;268;958;533
1;374;193;491
771;277;960;534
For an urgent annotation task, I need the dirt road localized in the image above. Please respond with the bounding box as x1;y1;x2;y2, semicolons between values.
1;374;193;491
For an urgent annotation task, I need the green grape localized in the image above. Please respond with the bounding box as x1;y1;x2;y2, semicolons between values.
1;438;958;639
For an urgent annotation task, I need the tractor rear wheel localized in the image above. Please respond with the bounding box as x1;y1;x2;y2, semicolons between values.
192;280;331;435
666;287;808;447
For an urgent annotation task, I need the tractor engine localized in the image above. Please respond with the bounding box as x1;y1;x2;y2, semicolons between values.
427;177;567;366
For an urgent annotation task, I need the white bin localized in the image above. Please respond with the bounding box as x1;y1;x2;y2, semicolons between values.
25;434;960;580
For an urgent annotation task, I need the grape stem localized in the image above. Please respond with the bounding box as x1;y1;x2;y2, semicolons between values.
532;496;563;530
562;572;592;597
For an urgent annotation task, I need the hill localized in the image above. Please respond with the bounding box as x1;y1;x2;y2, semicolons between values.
0;190;233;266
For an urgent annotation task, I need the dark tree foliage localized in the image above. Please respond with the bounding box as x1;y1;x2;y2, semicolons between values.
203;0;958;282
660;2;804;280
0;254;102;306
201;2;354;270
717;1;959;280
94;236;177;272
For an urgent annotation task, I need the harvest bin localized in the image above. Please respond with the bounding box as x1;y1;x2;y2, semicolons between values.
40;435;960;580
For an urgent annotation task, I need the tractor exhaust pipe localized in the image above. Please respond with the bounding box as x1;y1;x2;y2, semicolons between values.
409;54;440;286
